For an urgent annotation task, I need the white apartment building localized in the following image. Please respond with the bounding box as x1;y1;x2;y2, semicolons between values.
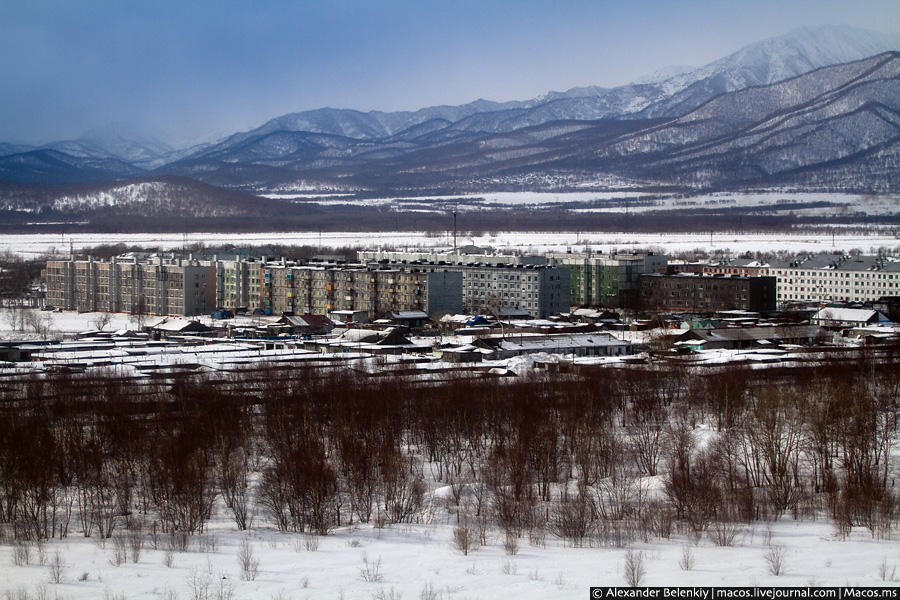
766;254;900;305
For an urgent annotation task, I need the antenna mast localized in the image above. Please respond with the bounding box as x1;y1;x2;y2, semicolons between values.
453;205;458;252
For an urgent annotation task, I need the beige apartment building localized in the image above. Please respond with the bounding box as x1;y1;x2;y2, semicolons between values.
45;255;216;316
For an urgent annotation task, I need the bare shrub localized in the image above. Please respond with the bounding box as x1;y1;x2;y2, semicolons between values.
197;534;218;553
12;542;33;566
162;549;175;568
764;544;787;576
623;550;645;587
878;557;898;582
110;532;128;566
419;581;440;600
452;523;477;556
678;544;695;571
548;488;596;547
304;534;320;552
128;523;144;563
237;540;260;581
359;552;383;582
503;532;519;555
500;559;517;575
47;550;66;584
165;532;190;553
708;521;742;547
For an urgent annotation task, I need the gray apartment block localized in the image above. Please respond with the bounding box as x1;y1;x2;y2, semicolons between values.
358;249;569;318
45;255;216;316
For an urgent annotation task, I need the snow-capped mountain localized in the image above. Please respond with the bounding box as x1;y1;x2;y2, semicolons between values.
1;25;899;195
204;24;900;142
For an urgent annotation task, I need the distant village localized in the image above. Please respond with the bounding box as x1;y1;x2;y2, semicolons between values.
2;245;899;375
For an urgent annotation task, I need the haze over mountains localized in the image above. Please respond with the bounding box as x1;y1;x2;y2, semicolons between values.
1;25;899;219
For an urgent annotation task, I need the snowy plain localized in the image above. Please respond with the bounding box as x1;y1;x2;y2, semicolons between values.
3;512;900;600
3;230;900;261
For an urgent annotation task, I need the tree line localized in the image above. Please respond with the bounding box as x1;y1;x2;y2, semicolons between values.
0;346;898;549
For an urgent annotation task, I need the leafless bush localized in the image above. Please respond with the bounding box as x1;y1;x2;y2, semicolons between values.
12;542;33;566
128;523;144;563
162;549;175;568
502;532;519;555
452;523;477;556
371;588;402;600
708;521;742;547
304;534;320;552
237;539;260;581
639;500;674;542
359;552;383;582
554;571;567;590
764;543;787;576
878;557;898;582
678;544;695;571
500;559;517;575
549;489;596;547
110;532;128;566
419;581;440;600
623;549;645;587
47;550;66;584
165;532;190;553
197;534;218;553
528;518;547;548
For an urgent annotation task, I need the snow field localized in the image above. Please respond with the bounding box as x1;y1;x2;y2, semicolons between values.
3;506;900;599
3;230;900;261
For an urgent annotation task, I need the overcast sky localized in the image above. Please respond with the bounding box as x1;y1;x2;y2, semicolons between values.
2;0;899;147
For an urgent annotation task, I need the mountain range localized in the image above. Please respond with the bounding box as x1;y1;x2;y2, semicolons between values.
2;24;899;218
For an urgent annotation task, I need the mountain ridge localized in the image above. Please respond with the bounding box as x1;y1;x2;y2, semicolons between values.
1;26;899;195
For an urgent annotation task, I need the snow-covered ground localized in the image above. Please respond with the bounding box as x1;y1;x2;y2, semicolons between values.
3;230;899;260
3;315;900;597
2;492;899;599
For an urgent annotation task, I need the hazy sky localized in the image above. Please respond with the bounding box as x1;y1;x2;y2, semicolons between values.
2;0;899;147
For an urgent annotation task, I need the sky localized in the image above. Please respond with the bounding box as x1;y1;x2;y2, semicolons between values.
1;0;899;148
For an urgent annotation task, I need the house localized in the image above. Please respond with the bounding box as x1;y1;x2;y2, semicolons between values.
308;327;432;355
473;332;632;360
811;307;893;329
437;345;485;363
673;325;825;351
273;314;335;336
380;310;431;329
146;318;213;340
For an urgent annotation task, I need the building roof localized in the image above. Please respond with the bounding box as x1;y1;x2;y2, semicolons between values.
389;311;429;320
812;308;890;323
676;325;822;344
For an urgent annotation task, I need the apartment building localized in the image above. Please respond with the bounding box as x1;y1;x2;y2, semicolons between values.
546;250;667;308
639;273;777;313
255;264;462;319
45;255;216;316
358;249;569;318
763;254;900;306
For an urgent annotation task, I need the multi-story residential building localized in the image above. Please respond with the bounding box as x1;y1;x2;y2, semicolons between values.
214;255;260;310
765;254;900;306
45;255;216;316
254;264;462;319
358;249;569;318
47;254;462;320
639;273;777;313
546;250;667;308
